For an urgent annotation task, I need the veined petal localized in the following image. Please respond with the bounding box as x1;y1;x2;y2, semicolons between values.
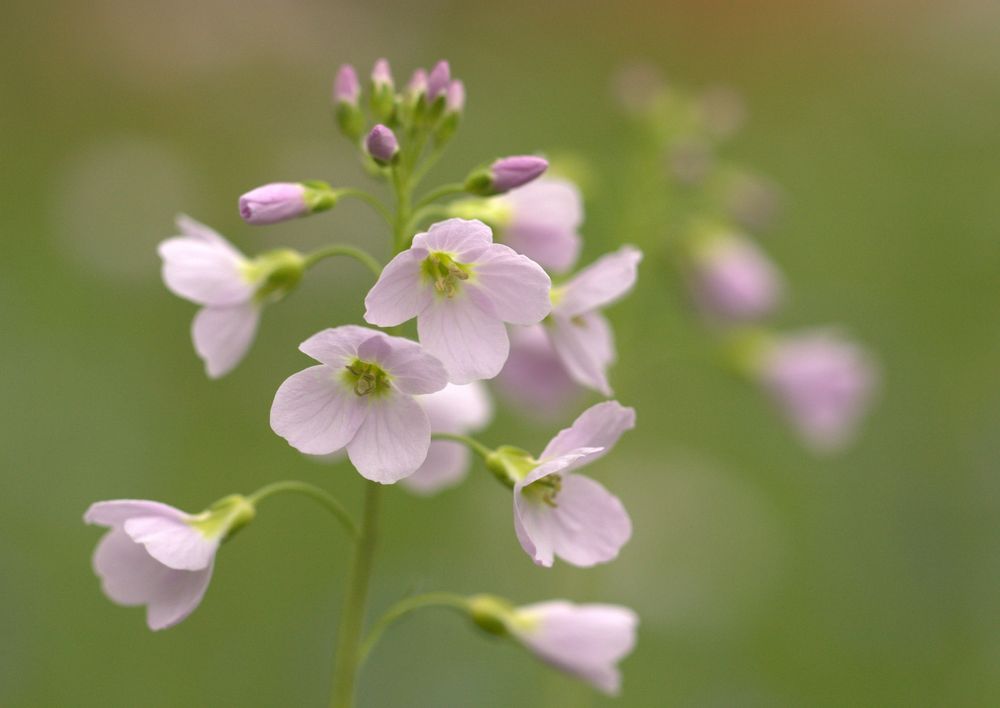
84;500;187;528
158;237;254;307
364;249;432;327
502;178;583;274
541;400;636;461
548;312;615;395
417;381;493;434
469;243;552;325
555;246;643;318
357;332;448;395
346;394;430;483
412;218;492;261
270;365;367;455
122;515;218;571
299;325;375;367
520;448;605;487
192;303;260;378
417;296;509;384
399;440;470;495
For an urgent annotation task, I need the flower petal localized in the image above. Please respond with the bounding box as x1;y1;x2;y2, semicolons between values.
192;303;260;378
298;325;376;367
417;296;509;384
399;440;470;495
122;515;218;571
175;214;241;256
555;246;642;318
346;393;431;483
540;400;636;461
84;500;187;528
501;178;583;273
412;218;492;261
364;249;433;327
357;332;448;395
158;237;253;307
468;243;552;325
417;381;493;434
270;365;367;455
496;325;581;418
547;312;616;395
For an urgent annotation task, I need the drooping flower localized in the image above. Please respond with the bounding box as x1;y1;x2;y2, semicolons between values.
270;325;448;483
495;324;582;418
546;246;643;395
366;124;400;165
687;232;783;322
495;177;583;274
402;382;493;495
505;600;638;695
364;218;552;384
84;496;254;630
487;401;635;567
758;329;878;453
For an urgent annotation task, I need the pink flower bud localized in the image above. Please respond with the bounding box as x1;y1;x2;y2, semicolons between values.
427;60;451;100
406;68;428;98
488;155;549;194
689;234;783;322
239;182;309;225
371;58;393;90
365;124;399;164
445;79;465;114
333;64;359;105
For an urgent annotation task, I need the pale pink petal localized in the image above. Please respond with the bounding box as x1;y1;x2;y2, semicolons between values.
417;382;493;434
270;365;368;455
364;250;433;327
501;178;583;273
84;500;187;528
412;218;492;261
548;312;615;395
512;601;638;695
122;515;218;571
468;243;552;325
399;440;470;495
541;400;636;461
417;296;509;384
555;246;643;318
144;563;214;631
495;325;582;418
158;238;253;307
175;214;242;258
357;332;448;395
298;325;375;367
192;303;260;378
515;475;631;568
521;448;606;487
346;394;431;483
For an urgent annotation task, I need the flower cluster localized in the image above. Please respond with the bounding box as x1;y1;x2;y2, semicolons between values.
86;59;640;703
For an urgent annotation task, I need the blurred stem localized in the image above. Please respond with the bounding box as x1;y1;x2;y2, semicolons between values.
304;245;383;279
247;480;357;538
409;143;447;188
407;204;450;232
414;182;466;210
358;592;469;666
431;432;493;459
391;166;412;253
336;189;394;227
329;482;383;708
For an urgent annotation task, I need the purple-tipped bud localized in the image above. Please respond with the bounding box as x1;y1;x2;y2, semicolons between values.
334;64;360;105
407;68;428;98
427;60;451;101
239;182;337;225
366;124;400;164
371;58;394;90
445;79;465;114
490;156;549;193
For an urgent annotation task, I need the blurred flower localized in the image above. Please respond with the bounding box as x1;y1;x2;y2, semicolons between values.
427;60;451;101
758;330;878;453
84;496;254;630
364;219;551;383
548;246;643;395
496;177;583;274
722;171;784;233
488;401;635;567
687;232;784;322
611;62;665;115
270;326;448;483
366;124;400;165
667;137;715;186
333;64;364;139
505;600;638;695
370;59;395;122
495;324;582;419
158;215;262;378
403;382;494;495
698;85;747;140
445;79;465;114
406;68;428;100
371;58;393;91
333;63;360;105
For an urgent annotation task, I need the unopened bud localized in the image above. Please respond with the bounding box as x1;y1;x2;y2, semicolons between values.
239;182;338;225
365;124;400;165
465;156;549;196
427;60;451;101
333;64;364;139
370;58;395;122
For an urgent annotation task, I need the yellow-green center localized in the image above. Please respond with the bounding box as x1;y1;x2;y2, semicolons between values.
421;251;473;298
342;358;392;397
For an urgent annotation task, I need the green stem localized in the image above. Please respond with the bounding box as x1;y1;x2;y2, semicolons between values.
358;592;469;666
431;432;494;459
407;204;451;232
336;189;394;226
413;182;466;211
247;481;358;539
329;483;383;708
391;167;412;254
304;245;383;279
409;144;447;188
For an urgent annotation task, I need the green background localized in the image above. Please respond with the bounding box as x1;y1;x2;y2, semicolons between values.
3;1;1000;706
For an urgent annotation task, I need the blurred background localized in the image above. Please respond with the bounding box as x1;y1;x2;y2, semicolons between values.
3;1;1000;705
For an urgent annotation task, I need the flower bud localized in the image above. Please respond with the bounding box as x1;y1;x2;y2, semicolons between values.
238;181;337;225
434;79;465;144
370;58;395;122
467;594;515;637
365;124;400;165
333;64;364;139
465;156;549;196
251;248;306;303
427;60;451;101
687;231;783;322
406;68;428;100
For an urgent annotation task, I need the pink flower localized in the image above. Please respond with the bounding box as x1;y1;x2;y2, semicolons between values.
760;329;878;453
688;233;783;322
84;497;253;630
427;60;451;101
363;218;552;384
507;601;638;695
490;401;635;567
158;215;262;378
495;324;582;418
402;382;494;495
547;246;643;395
270;325;448;483
498;177;583;274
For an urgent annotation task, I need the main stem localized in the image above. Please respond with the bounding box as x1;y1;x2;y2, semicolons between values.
329;482;383;708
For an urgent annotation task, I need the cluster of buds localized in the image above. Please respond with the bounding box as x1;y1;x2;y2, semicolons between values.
85;59;642;704
617;67;878;453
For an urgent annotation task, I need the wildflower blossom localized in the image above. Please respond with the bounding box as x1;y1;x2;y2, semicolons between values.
364;218;551;383
496;324;581;417
496;177;583;273
687;232;783;321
